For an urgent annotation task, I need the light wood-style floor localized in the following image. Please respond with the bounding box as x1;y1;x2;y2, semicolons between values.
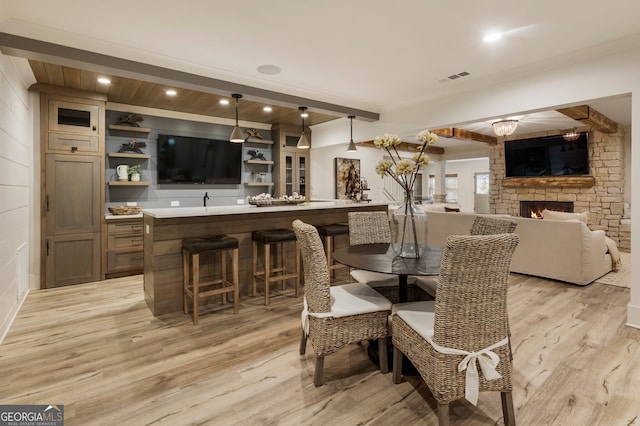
0;273;638;425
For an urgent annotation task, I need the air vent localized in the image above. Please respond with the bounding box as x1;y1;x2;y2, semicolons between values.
438;71;471;83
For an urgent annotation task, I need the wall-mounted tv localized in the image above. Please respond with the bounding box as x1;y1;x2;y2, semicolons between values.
157;134;242;184
504;132;590;177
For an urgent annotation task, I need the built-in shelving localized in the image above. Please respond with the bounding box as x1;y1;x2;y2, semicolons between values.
245;137;274;145
108;181;151;187
245;159;274;165
108;124;152;134
108;152;151;159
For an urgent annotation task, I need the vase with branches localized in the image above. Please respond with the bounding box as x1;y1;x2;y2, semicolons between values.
374;130;438;257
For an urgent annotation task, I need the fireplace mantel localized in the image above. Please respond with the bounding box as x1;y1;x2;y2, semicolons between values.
501;176;595;188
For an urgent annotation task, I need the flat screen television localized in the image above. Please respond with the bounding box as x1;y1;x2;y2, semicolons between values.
157;134;242;184
504;132;590;177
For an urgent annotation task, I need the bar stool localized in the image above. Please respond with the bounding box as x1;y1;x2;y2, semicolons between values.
317;223;350;282
252;228;300;305
182;235;239;325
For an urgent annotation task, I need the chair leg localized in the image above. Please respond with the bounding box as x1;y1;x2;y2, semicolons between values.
192;253;200;325
232;248;239;314
252;240;258;297
501;392;516;426
392;346;403;384
264;243;271;306
378;338;388;374
299;328;307;355
437;402;450;426
182;248;189;314
294;240;301;297
220;250;227;305
314;356;325;387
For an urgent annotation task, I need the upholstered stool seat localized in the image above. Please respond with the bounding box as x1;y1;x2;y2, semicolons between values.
317;223;350;281
182;235;239;325
252;228;300;305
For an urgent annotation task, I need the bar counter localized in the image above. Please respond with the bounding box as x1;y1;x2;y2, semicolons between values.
143;201;388;316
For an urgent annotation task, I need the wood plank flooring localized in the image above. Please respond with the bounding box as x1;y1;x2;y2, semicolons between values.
0;273;639;425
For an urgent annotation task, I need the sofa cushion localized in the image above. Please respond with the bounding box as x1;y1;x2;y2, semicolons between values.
541;209;588;224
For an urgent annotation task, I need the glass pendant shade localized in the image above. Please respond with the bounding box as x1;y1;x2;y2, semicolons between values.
492;119;518;136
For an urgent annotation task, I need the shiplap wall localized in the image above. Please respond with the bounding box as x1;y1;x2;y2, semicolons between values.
0;53;34;343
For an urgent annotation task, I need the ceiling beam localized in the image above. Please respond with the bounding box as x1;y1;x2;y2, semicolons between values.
357;140;445;155
432;128;497;145
0;32;380;122
555;105;618;133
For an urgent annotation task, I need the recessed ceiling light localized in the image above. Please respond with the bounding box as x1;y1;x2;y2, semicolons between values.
166;89;177;96
220;99;230;105
97;77;111;85
263;106;272;112
484;33;502;42
257;64;282;75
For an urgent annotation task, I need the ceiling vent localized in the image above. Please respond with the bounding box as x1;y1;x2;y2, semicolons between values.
438;71;471;83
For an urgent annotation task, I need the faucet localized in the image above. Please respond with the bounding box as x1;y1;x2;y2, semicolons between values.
203;192;210;207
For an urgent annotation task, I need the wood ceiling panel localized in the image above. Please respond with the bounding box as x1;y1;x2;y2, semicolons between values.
28;61;342;128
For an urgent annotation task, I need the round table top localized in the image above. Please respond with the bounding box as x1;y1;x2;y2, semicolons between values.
332;244;443;276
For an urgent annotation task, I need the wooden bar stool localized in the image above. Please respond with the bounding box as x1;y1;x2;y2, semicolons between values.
317;223;350;281
252;228;300;305
182;235;239;325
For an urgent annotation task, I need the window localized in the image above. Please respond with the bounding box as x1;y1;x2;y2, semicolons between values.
428;174;435;199
475;173;490;195
445;173;458;203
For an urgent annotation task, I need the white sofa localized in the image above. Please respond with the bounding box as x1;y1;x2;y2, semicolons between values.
422;210;613;286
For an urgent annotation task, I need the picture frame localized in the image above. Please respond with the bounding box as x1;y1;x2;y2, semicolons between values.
335;158;361;200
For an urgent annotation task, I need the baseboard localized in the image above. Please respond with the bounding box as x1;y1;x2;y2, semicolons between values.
626;302;640;330
0;289;29;346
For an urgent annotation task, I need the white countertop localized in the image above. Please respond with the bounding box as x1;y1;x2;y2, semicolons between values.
142;200;388;219
105;213;143;220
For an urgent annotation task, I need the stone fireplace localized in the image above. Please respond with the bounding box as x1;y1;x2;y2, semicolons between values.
489;128;626;247
520;201;573;218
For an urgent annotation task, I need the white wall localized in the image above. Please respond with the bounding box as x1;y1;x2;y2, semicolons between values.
312;45;640;328
421;158;490;212
0;53;36;343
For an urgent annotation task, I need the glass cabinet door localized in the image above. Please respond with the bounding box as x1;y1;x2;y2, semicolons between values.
285;153;294;196
48;100;100;135
298;155;306;197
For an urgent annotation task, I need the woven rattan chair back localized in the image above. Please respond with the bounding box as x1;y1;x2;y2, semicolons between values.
469;216;517;236
292;220;331;313
348;211;391;246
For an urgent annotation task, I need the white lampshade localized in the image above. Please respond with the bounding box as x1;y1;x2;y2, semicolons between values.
230;125;244;143
297;133;310;149
492;120;518;136
346;115;357;152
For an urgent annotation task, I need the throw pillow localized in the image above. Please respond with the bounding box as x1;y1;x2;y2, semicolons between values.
444;206;460;212
541;209;588;224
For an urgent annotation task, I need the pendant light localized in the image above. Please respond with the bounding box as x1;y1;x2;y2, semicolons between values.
297;106;310;149
229;93;244;143
346;115;357;152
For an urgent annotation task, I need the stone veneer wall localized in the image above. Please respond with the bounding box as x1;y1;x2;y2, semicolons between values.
489;128;626;249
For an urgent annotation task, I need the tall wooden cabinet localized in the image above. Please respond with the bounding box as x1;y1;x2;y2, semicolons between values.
40;91;106;288
272;125;310;199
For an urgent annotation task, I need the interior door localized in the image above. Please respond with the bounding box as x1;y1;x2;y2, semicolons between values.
474;172;490;214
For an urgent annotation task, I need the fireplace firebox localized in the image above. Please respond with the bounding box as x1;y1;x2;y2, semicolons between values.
520;201;574;218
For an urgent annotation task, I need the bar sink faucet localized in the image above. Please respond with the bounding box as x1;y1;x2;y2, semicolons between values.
204;192;210;207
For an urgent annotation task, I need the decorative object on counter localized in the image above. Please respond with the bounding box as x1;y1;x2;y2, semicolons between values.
247;192;305;206
374;130;438;258
247;149;267;160
117;113;144;127
117;139;147;154
335;158;361;200
108;205;142;215
245;128;264;139
128;164;143;182
116;164;129;181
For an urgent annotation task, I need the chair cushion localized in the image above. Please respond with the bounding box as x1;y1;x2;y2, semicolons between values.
182;236;239;253
252;228;296;244
317;223;349;237
329;282;392;317
415;277;438;298
393;301;436;340
350;270;417;287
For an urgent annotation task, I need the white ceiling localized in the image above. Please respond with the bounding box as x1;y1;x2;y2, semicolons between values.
0;0;636;144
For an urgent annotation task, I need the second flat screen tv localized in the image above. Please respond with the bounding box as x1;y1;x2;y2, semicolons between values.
157;134;242;184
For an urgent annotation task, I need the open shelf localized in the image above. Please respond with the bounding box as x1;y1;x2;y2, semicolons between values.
245;159;274;165
245;137;274;145
244;182;274;187
108;181;151;187
108;124;152;134
108;152;151;159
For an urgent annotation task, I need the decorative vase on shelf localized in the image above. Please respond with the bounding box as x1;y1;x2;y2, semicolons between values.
130;173;141;182
390;195;427;258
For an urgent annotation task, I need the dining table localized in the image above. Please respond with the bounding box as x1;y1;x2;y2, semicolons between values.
332;243;444;303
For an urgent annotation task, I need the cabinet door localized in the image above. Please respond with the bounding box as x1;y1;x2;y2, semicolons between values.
48;99;100;135
281;151;308;197
48;132;100;153
45;154;102;235
45;232;101;288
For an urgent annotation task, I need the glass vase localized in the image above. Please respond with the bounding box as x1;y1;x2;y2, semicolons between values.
390;196;428;258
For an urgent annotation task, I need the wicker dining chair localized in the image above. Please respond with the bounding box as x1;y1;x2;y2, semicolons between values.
292;220;392;386
347;211;416;301
415;215;517;299
392;233;520;426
